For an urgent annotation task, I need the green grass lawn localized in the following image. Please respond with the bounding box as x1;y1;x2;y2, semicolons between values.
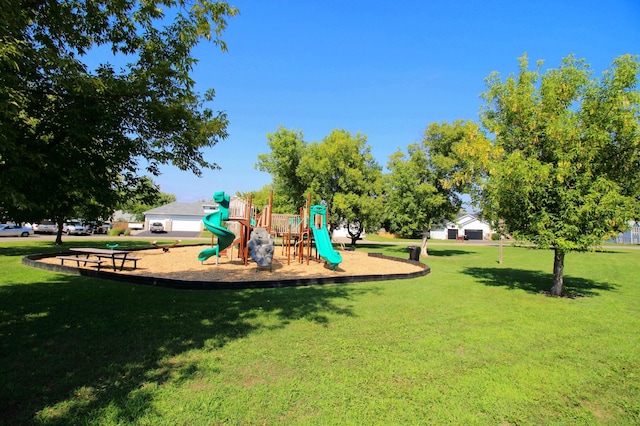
363;232;421;243
1;240;639;425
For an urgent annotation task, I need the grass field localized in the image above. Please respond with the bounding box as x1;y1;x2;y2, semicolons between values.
1;239;639;425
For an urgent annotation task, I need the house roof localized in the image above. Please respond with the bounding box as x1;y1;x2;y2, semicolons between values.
434;213;490;228
144;200;217;217
113;210;137;222
457;213;480;227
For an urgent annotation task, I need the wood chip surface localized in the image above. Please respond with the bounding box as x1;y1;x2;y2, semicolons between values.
41;244;424;282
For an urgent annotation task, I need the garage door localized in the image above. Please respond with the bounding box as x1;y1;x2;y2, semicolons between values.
447;229;459;240
172;220;202;232
465;229;483;240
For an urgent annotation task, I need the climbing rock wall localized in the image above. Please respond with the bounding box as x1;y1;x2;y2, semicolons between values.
248;227;274;267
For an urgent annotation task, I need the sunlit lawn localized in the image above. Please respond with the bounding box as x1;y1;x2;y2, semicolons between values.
1;239;638;424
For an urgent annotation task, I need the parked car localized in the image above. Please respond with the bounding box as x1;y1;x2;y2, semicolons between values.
0;224;34;237
150;222;165;233
62;221;87;235
34;221;58;234
92;222;112;234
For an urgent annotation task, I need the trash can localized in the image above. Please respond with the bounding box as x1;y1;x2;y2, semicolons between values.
408;246;420;261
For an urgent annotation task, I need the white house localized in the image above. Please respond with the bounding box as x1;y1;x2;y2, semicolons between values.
430;213;493;240
143;200;219;232
332;222;366;239
143;196;252;233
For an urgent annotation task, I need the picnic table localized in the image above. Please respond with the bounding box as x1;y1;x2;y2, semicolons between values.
67;248;140;271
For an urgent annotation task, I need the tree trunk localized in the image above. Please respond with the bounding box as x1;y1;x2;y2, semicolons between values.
551;248;565;296
55;219;64;245
346;223;363;247
421;229;429;257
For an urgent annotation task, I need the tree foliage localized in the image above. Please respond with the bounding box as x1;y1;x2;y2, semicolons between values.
386;144;441;239
300;129;385;245
256;128;385;245
118;177;177;221
255;127;308;213
479;54;640;295
0;0;238;243
385;120;490;254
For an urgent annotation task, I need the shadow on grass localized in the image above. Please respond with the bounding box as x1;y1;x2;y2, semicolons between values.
349;243;396;250
424;248;472;257
360;243;471;258
0;239;152;257
0;242;66;257
0;273;374;424
462;266;616;297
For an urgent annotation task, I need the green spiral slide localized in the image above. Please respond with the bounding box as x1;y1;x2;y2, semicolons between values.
198;191;236;262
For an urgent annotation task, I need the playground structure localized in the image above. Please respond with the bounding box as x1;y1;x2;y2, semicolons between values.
30;192;429;289
309;204;342;270
273;193;312;266
198;191;342;270
198;191;251;265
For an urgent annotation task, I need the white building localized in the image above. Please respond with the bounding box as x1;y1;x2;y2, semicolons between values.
430;213;493;240
143;196;251;233
143;201;212;232
331;222;366;239
608;221;640;244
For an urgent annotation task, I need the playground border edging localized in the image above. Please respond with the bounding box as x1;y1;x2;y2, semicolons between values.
23;248;429;290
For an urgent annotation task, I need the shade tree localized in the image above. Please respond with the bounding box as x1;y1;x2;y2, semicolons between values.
0;0;238;244
255;127;308;213
299;129;385;246
385;120;491;256
479;54;640;296
256;128;385;245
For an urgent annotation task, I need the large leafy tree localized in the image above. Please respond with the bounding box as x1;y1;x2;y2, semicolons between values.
0;0;238;243
255;127;308;213
480;54;640;296
300;129;385;246
386;120;490;256
257;128;385;245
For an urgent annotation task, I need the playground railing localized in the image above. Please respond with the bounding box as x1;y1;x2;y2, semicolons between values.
226;221;241;238
228;197;250;220
271;214;301;235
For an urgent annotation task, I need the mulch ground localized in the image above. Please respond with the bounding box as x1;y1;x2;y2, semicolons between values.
38;244;424;282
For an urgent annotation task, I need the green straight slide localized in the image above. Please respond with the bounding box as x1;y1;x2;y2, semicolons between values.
198;191;236;262
309;205;342;270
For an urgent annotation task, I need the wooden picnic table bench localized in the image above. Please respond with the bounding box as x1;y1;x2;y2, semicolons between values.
94;254;141;269
69;248;140;271
56;255;106;271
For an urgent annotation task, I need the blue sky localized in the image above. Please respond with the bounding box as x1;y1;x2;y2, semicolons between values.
153;0;640;202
